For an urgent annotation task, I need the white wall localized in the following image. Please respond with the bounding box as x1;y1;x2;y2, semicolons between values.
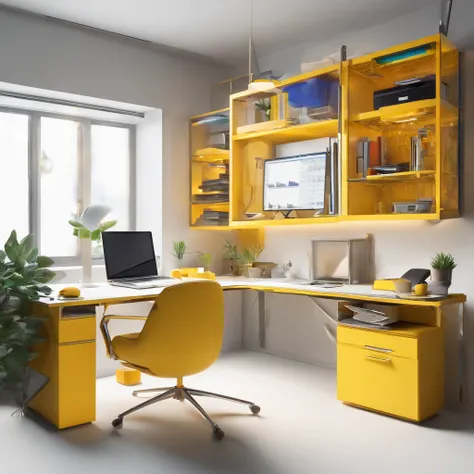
0;7;234;273
240;0;474;411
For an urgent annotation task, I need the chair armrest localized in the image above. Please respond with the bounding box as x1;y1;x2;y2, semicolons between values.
99;315;148;360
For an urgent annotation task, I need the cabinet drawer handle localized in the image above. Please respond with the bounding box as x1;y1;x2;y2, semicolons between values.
365;355;391;363
364;345;393;353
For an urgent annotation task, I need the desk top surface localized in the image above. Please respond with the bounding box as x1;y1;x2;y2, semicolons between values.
37;277;466;308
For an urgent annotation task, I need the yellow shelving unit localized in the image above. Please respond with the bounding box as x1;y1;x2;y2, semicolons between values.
190;109;231;229
229;64;341;227
345;34;460;221
191;35;460;230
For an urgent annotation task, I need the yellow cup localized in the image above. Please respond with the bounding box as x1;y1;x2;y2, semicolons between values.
414;283;428;296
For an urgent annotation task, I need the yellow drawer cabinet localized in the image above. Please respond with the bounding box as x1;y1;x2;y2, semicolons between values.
337;324;444;422
28;305;97;429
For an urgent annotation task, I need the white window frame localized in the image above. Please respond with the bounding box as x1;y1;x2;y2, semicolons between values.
0;106;136;266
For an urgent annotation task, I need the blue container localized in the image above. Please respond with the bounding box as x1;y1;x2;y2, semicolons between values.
283;77;338;109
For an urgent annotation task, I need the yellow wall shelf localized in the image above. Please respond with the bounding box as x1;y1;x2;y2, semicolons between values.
352;99;458;129
233;119;339;144
190;34;460;230
348;170;436;184
192;148;229;163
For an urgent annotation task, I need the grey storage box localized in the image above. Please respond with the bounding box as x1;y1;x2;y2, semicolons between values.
309;236;372;284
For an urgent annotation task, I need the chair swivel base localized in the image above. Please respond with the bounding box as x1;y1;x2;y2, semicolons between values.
112;386;261;439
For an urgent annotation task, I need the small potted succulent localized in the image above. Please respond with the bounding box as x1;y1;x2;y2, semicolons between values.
430;252;456;295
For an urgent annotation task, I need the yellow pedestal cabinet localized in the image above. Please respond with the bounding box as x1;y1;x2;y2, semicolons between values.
28;304;96;429
337;323;444;422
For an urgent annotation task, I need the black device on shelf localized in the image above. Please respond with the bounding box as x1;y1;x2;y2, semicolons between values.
371;162;410;174
373;76;437;110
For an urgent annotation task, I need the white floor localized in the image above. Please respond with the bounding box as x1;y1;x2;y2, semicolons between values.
1;351;474;474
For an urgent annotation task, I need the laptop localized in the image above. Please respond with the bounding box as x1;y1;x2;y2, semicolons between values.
102;231;171;289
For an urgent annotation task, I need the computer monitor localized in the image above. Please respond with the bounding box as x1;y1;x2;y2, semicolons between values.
102;231;158;280
263;152;327;212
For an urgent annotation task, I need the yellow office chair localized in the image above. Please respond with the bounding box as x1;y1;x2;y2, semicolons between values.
100;281;260;439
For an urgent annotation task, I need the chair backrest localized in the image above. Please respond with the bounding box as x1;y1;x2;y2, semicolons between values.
136;281;224;378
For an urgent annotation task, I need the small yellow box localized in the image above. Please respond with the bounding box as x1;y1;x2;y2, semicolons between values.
116;368;141;386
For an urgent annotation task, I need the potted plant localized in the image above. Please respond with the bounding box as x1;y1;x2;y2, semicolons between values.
199;252;212;272
0;231;55;396
172;241;187;267
241;245;263;278
430;252;456;294
222;240;241;276
255;99;271;121
68;205;117;285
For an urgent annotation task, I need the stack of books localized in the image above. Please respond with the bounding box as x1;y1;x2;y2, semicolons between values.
199;173;229;193
193;172;229;204
194;209;229;227
192;193;229;204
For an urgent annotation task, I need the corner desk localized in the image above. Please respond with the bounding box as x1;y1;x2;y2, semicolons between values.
30;278;466;429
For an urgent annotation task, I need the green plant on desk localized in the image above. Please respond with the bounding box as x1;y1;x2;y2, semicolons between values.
0;231;55;392
431;252;457;270
430;252;456;285
241;245;263;265
172;241;187;262
223;241;241;276
199;252;212;272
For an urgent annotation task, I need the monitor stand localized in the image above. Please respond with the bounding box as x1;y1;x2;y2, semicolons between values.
280;210;299;219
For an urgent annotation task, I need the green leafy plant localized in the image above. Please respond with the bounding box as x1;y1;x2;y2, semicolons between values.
255;99;271;121
222;240;240;261
68;219;117;242
241;245;263;265
172;241;187;261
431;252;457;269
199;252;212;270
0;231;55;392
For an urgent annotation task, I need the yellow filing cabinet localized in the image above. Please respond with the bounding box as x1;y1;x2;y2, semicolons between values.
28;305;96;429
337;323;444;422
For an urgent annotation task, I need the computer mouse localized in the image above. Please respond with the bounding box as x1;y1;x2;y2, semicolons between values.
58;286;81;298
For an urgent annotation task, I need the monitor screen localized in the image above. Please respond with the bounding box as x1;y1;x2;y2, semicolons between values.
102;231;157;280
263;153;327;211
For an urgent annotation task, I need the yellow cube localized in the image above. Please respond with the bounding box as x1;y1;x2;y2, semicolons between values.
116;368;141;386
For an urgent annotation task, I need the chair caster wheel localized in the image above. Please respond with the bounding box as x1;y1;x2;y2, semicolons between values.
112;418;123;429
250;404;261;415
213;428;225;440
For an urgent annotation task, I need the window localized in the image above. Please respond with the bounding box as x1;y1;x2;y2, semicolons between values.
0;107;135;264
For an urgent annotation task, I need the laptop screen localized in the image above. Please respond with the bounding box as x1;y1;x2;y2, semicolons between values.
102;231;158;280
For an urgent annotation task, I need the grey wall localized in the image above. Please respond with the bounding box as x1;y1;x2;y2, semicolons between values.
239;1;474;411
